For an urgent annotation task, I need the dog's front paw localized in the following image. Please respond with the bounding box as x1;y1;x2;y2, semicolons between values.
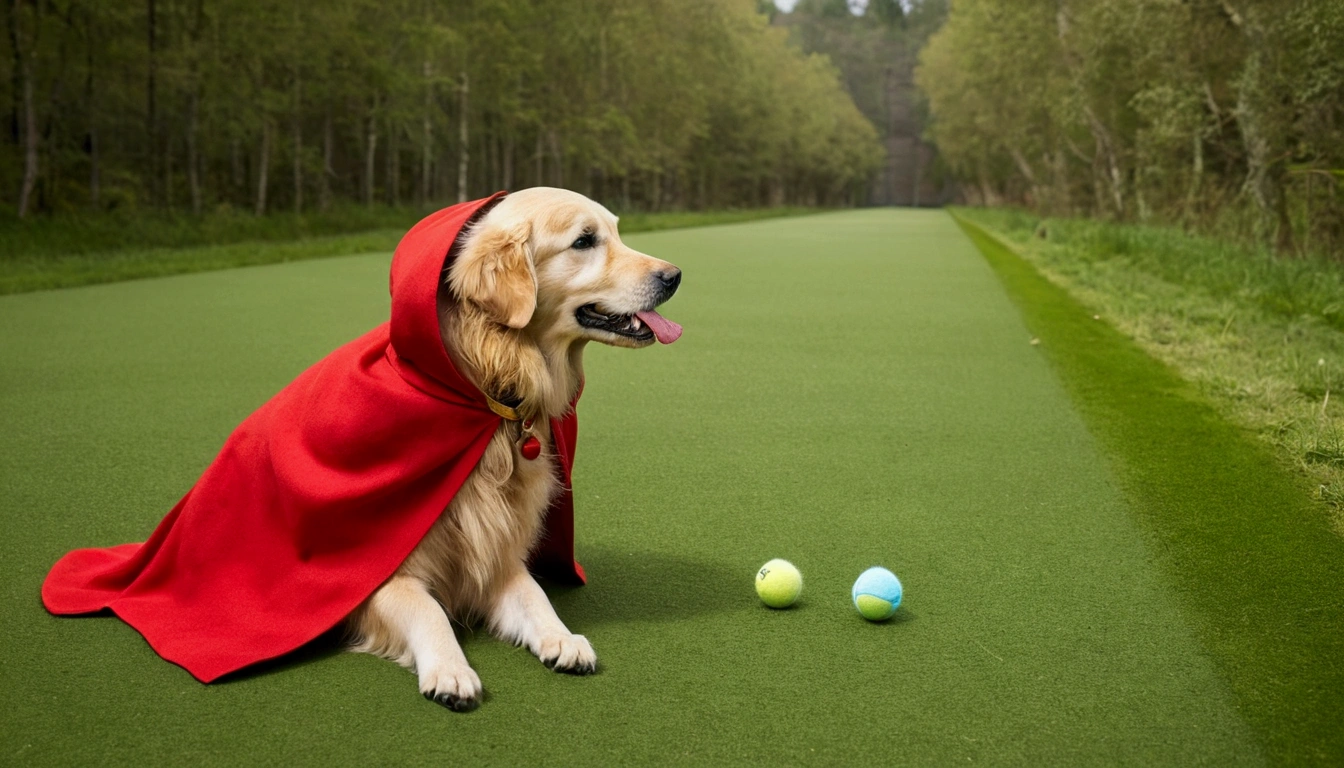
538;633;597;675
419;661;483;712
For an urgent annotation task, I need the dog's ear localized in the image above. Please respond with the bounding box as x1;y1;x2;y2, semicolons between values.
449;220;536;329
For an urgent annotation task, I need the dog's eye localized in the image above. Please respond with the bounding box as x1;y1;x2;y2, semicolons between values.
571;232;597;250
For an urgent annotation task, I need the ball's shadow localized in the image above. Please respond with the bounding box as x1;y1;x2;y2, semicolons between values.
864;607;916;626
541;545;744;626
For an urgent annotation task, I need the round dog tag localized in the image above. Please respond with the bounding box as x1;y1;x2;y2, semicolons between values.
520;436;541;460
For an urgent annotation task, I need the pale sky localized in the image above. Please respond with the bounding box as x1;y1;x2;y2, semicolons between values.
774;0;867;13
774;0;914;14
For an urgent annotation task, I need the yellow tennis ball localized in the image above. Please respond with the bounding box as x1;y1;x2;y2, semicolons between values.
755;558;802;608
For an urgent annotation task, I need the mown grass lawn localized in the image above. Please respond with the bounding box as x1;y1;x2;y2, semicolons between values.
2;210;1339;764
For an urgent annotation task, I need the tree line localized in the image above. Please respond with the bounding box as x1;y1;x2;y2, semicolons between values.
916;0;1344;255
769;0;949;207
3;0;884;218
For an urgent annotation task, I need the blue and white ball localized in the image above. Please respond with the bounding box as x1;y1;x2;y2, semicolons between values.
852;566;903;621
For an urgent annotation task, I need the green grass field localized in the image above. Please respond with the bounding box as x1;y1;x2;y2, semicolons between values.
3;210;1341;764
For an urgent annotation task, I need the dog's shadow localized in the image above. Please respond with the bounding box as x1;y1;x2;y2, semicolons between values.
541;545;744;627
217;546;739;685
212;627;346;685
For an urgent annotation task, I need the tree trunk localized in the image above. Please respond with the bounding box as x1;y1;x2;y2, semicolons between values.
364;100;379;208
1084;106;1125;217
1183;131;1203;218
146;0;158;207
1050;146;1070;215
7;0;19;150
320;110;333;212
17;41;37;217
1056;1;1124;218
85;24;100;209
387;123;399;206
186;89;200;213
12;0;38;217
1135;165;1150;222
885;62;899;206
456;72;468;203
548;129;563;188
502;131;513;191
292;74;303;214
489;128;499;192
230;137;244;200
975;159;1001;206
534;130;543;188
1234;35;1293;252
186;0;202;214
1008;146;1041;205
89;124;100;208
420;59;432;206
255;119;271;215
163;129;173;209
912;140;923;208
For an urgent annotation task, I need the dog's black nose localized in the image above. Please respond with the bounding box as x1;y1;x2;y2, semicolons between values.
654;269;681;299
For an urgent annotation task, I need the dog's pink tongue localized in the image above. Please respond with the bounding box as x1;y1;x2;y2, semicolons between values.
636;310;682;344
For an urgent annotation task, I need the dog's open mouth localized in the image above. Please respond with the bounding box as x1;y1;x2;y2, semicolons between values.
576;304;682;344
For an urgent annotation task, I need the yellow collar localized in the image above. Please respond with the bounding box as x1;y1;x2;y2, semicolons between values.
485;394;522;422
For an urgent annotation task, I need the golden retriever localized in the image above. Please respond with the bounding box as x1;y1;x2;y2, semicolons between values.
345;187;681;711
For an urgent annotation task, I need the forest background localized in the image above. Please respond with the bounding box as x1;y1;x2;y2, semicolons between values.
5;0;1342;258
4;0;1344;527
2;0;913;220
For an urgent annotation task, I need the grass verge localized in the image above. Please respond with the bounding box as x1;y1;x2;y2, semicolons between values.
0;205;821;296
0;204;425;258
955;212;1344;764
955;207;1344;527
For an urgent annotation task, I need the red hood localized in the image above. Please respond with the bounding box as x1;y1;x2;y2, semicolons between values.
40;193;585;683
388;191;504;395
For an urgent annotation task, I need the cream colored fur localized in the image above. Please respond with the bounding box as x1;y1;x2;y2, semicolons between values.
344;187;678;711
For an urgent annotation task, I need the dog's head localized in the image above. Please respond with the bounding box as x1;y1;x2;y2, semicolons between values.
448;187;681;348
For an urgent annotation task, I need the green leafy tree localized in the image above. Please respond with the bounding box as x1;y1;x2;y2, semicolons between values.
1;0;883;217
916;0;1344;254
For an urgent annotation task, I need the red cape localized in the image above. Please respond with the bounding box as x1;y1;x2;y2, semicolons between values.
41;193;585;683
